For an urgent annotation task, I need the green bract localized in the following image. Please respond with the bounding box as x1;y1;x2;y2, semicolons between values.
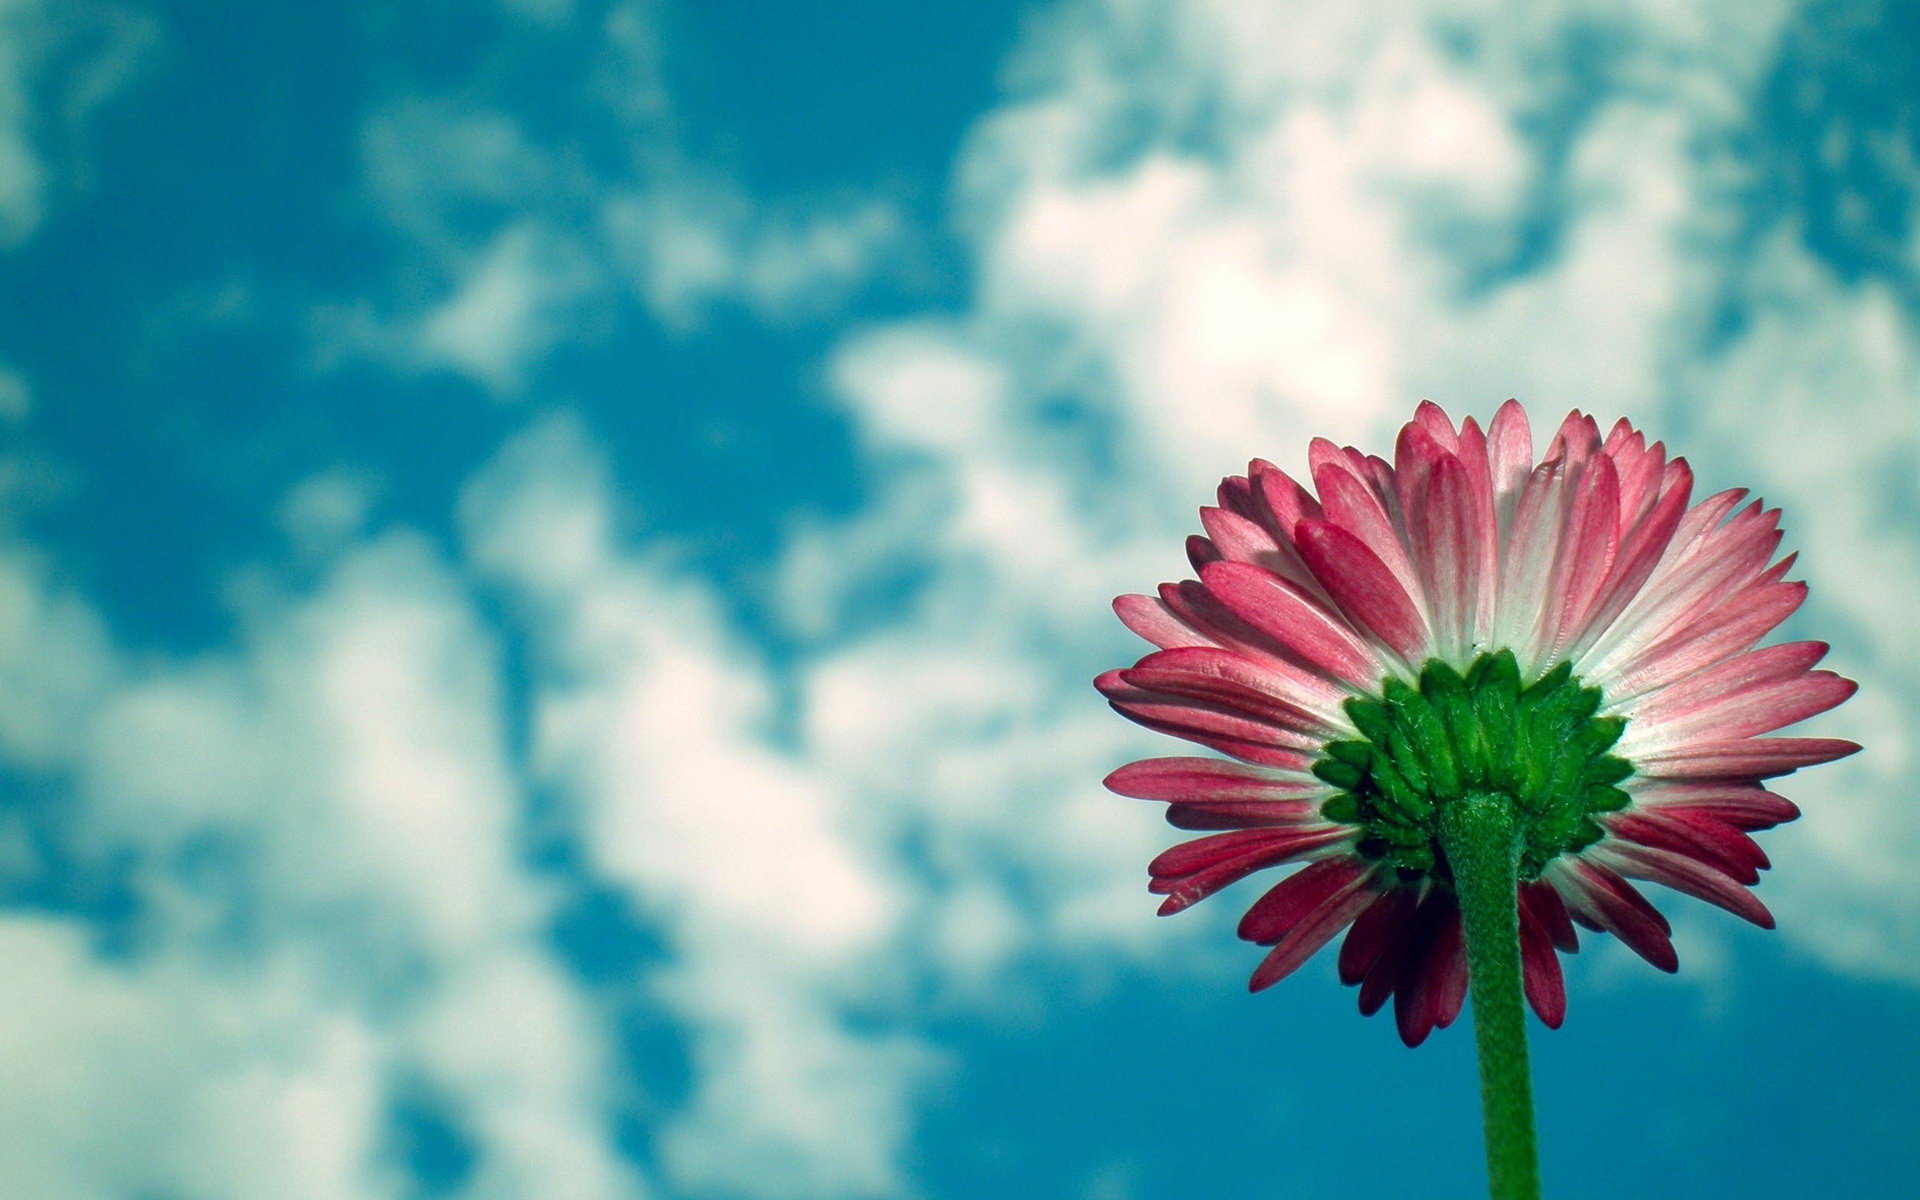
1312;650;1633;882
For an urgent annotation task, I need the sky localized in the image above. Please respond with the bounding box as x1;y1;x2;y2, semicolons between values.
0;0;1917;1197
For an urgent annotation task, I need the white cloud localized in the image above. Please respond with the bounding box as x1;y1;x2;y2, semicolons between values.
463;416;938;1198
0;465;647;1198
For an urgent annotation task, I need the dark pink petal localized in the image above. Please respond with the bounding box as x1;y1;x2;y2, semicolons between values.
1518;903;1567;1028
1120;647;1339;736
1315;460;1426;609
1250;460;1322;538
1356;887;1430;1016
1149;827;1355;915
1338;886;1422;985
1248;871;1384;991
1604;811;1767;885
1632;783;1801;830
1237;857;1374;944
1295;518;1429;659
1550;860;1678;972
1596;841;1775;928
1187;534;1223;572
1636;737;1861;779
1155;581;1350;716
1520;880;1579;953
1103;757;1320;803
1395;892;1465;1047
1166;801;1324;830
1200;560;1384;685
1099;670;1321;747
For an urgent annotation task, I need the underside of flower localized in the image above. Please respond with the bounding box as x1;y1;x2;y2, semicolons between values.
1100;400;1859;1048
1317;653;1632;882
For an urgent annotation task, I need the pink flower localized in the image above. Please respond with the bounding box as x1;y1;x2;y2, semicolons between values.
1099;401;1859;1046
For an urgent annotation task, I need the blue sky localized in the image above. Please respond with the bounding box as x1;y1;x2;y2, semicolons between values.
1;1;1917;1197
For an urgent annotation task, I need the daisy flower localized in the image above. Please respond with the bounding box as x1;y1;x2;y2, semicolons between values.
1097;401;1858;1198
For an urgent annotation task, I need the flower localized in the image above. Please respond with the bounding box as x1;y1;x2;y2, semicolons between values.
1098;401;1859;1046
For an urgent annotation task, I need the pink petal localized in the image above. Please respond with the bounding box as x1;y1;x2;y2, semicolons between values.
1103;757;1322;803
1412;453;1479;658
1200;561;1384;686
1295;519;1430;660
1635;736;1861;779
1250;460;1322;537
1629;641;1831;724
1099;670;1322;747
1601;580;1807;699
1097;671;1317;769
1635;670;1856;746
1540;451;1620;658
1314;459;1427;613
1495;455;1569;663
1452;416;1501;638
1155;582;1350;717
1113;593;1211;650
1186;534;1223;572
1200;505;1286;568
1120;646;1340;736
1486;399;1535;528
1413;399;1461;450
1567;459;1692;660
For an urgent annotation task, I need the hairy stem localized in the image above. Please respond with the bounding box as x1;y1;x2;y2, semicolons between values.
1438;792;1543;1200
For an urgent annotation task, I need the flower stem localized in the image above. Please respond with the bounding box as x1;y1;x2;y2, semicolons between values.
1437;792;1543;1200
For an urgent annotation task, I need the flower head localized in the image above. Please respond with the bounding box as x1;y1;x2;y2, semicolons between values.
1099;401;1859;1046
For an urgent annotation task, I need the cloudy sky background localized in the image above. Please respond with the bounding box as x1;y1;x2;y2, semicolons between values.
1;0;1917;1196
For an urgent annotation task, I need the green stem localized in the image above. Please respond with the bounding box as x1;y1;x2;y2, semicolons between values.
1437;792;1543;1200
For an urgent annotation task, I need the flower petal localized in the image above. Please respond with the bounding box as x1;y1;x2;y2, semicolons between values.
1295;518;1430;660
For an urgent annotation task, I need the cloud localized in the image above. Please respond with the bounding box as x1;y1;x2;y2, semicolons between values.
0;0;158;247
320;4;909;395
463;415;939;1198
0;458;646;1198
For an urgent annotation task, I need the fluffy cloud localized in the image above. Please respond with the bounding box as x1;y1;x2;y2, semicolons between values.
463;416;938;1198
0;502;644;1197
